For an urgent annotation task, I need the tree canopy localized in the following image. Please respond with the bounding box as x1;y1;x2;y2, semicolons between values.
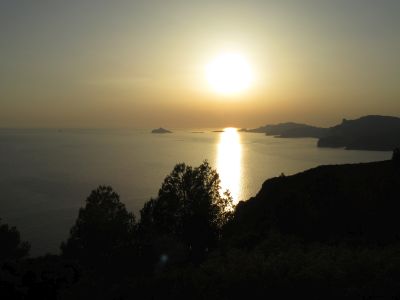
139;161;234;262
61;186;136;265
0;219;30;262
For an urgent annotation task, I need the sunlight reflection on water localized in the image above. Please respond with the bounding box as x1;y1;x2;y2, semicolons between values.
216;128;242;204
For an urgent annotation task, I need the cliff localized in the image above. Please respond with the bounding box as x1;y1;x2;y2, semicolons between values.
318;115;400;150
227;158;400;247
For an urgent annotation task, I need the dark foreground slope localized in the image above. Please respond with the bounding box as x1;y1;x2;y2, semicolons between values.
155;157;400;299
148;157;400;299
3;157;400;299
318;115;400;150
228;159;400;247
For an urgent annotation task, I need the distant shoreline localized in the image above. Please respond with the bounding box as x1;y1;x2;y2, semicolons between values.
241;115;400;151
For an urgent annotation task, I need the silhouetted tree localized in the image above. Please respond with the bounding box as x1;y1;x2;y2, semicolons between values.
61;186;136;267
0;219;30;262
139;161;234;263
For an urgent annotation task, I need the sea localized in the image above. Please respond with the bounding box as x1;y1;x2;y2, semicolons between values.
0;128;391;256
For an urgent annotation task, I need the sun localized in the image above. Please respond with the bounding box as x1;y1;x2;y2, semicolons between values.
205;53;253;95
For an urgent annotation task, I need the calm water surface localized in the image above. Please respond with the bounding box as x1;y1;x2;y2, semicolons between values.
0;128;390;255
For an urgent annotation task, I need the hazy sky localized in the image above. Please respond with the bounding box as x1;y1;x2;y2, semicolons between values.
1;0;399;128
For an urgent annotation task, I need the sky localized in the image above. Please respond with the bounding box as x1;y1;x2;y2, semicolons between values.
1;0;399;128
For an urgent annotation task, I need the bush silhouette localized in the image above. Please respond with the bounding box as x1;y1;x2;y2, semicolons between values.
139;161;234;263
0;219;30;262
61;186;136;267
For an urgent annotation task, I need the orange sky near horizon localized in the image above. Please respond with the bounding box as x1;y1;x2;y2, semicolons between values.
1;0;399;129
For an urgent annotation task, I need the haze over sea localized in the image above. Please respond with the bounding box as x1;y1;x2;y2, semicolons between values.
0;128;390;255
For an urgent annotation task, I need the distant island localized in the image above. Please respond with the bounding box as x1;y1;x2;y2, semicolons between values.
243;115;400;151
151;127;172;134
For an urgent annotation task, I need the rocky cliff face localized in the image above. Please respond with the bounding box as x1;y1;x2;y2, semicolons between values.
317;115;400;150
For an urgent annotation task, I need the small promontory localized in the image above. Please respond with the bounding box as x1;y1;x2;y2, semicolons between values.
241;122;327;138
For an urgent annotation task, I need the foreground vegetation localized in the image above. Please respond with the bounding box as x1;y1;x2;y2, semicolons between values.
1;151;400;299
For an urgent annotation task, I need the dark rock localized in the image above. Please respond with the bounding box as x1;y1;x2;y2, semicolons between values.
318;115;400;151
151;127;172;134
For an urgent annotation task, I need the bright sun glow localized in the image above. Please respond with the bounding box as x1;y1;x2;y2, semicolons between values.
205;53;253;95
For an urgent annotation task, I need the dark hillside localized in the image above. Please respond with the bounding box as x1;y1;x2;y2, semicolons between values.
3;158;400;299
228;159;400;247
